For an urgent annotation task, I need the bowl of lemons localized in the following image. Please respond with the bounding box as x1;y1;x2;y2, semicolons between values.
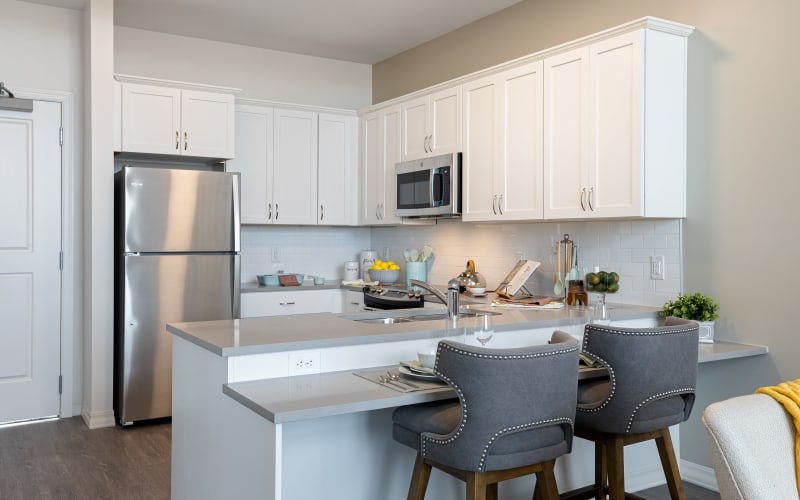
368;259;401;285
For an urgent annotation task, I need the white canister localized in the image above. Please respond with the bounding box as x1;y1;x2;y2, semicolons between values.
359;249;377;280
344;261;359;282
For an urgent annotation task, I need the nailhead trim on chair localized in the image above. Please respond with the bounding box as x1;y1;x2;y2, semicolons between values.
625;387;695;433
584;325;699;337
421;341;579;471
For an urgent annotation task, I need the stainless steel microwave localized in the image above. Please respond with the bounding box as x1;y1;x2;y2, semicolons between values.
395;152;461;218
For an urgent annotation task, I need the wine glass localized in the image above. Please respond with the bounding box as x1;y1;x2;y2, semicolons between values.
473;314;494;346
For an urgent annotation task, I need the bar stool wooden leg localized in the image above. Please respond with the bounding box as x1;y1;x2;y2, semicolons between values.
606;435;626;500
533;459;559;500
594;439;607;499
407;453;432;500
465;472;489;500
655;428;686;500
487;481;498;500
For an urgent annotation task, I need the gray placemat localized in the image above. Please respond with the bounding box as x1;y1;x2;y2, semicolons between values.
354;367;447;393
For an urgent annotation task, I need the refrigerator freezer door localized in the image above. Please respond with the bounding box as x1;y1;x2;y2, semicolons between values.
121;167;240;253
116;254;240;424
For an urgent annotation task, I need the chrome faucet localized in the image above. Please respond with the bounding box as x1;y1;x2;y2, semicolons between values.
409;278;461;319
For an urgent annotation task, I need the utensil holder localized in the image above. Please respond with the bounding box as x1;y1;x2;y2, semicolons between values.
406;261;427;290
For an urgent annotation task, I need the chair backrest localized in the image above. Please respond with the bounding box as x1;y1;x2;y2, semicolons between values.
703;393;799;499
578;317;699;434
422;334;580;471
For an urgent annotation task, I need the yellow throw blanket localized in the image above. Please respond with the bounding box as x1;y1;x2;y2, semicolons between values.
756;379;800;495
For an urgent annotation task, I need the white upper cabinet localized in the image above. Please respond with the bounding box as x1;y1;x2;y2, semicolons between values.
463;61;544;221
119;81;235;159
544;28;689;219
228;103;357;226
360;105;401;225
272;109;318;225
401;86;461;161
318;113;357;226
227;105;273;224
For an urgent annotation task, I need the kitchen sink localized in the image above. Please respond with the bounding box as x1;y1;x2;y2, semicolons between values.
351;310;499;324
353;316;415;324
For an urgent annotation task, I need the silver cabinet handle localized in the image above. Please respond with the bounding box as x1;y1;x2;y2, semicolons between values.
275;203;279;220
349;301;360;306
175;131;179;150
375;204;380;220
580;188;587;211
492;194;498;215
498;194;504;215
588;187;595;211
320;204;324;221
184;131;188;150
268;203;272;220
279;302;296;306
378;203;383;220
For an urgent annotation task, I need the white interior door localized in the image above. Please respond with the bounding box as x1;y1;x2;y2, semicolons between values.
0;100;62;423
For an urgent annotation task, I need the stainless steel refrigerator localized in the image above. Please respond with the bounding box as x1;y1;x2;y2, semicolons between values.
114;165;240;425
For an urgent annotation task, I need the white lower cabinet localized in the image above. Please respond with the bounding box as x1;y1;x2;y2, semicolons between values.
241;290;340;318
341;290;365;313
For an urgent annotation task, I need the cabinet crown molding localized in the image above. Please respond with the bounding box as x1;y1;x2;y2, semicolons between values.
114;74;242;94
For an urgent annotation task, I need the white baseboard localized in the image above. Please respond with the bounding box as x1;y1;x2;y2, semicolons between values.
81;409;116;429
680;459;719;492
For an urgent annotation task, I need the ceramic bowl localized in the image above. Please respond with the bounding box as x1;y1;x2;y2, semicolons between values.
369;269;400;285
468;287;487;296
257;274;280;287
417;350;436;369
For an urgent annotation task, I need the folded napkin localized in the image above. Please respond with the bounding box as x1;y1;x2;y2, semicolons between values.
399;360;436;376
341;279;379;287
491;297;565;310
755;378;800;496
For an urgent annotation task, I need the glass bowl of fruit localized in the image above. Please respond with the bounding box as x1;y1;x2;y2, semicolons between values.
584;270;620;323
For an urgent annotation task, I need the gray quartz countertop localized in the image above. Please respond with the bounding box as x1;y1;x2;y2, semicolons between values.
167;299;661;357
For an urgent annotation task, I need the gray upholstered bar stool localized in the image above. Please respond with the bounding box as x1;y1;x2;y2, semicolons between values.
561;317;699;500
391;332;580;500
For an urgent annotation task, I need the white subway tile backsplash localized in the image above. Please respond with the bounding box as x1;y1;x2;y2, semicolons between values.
239;218;685;307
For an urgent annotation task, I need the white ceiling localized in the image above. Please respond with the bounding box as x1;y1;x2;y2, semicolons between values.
27;0;523;64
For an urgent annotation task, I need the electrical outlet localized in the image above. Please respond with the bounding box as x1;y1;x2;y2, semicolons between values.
271;247;281;263
650;255;665;280
288;351;321;376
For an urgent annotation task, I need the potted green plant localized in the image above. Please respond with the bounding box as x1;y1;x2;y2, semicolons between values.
661;292;720;343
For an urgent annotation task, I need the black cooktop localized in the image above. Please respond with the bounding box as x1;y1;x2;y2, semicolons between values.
362;286;426;310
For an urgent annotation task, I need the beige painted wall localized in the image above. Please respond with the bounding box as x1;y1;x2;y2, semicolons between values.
373;0;800;470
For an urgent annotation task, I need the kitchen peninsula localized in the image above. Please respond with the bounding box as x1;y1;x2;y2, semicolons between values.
168;302;766;500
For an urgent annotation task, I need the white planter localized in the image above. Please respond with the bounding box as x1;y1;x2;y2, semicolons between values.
697;320;715;343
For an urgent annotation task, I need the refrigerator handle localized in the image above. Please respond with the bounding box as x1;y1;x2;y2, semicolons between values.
233;255;241;319
232;173;241;252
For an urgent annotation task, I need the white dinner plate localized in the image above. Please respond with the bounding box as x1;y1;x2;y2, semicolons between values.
398;366;440;381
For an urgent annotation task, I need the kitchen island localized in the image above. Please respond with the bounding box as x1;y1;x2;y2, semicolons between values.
168;301;766;500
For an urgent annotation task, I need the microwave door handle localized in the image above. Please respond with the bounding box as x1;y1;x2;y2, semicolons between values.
430;168;439;207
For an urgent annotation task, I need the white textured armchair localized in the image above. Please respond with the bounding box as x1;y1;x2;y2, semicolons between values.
702;393;798;499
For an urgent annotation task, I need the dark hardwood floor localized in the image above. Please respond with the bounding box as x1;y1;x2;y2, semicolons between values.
0;417;170;499
0;416;720;499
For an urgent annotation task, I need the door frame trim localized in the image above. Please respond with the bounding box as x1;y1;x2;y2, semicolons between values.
17;88;75;419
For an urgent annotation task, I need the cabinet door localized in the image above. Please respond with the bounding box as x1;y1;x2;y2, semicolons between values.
341;290;364;313
429;86;462;156
360;111;382;225
241;290;337;318
380;106;402;224
227;105;273;224
401;95;429;161
462;75;498;221
544;47;590;219
180;90;235;159
318;113;356;226
121;83;181;155
588;31;643;217
500;61;544;220
273;109;318;225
